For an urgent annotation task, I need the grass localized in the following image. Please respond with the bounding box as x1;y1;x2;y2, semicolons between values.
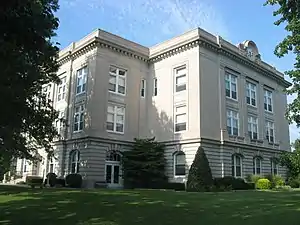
0;185;300;225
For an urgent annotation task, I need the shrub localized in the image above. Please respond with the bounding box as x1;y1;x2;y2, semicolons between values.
16;181;26;185
186;147;213;192
26;176;43;188
45;172;57;187
288;176;300;188
56;178;66;187
66;173;82;188
246;174;263;184
214;176;255;191
274;185;292;191
256;178;271;190
166;182;185;191
265;174;284;188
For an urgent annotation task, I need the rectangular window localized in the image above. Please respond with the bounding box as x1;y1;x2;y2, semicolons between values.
108;66;126;95
248;116;258;140
76;67;87;95
56;111;65;133
246;82;257;106
225;72;237;100
153;78;157;96
265;121;275;143
73;104;85;132
42;84;52;100
227;109;239;136
271;160;278;175
106;104;125;133
141;79;146;97
175;66;187;92
57;77;66;101
175;105;187;132
264;89;273;112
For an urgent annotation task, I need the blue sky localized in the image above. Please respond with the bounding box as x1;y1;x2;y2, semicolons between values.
55;0;298;143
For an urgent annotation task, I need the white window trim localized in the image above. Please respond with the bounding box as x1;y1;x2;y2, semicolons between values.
108;66;127;96
153;78;158;96
225;72;238;100
232;154;243;178
57;76;66;102
76;67;88;95
70;150;80;174
246;81;257;107
141;79;146;98
248;116;258;139
73;104;85;133
271;160;279;175
227;109;239;136
253;157;262;175
265;120;275;143
264;89;273;113
173;152;186;177
106;104;125;134
174;104;187;133
174;65;187;93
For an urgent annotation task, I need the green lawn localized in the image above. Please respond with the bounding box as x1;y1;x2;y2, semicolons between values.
0;186;300;225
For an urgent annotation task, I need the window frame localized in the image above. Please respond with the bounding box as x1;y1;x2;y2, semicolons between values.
265;120;275;143
70;150;80;174
141;79;146;98
174;65;187;93
232;154;242;178
174;151;186;177
253;157;262;175
76;66;88;95
73;104;85;133
271;159;279;175
264;89;273;112
153;78;158;96
108;66;127;95
174;105;187;133
248;115;258;140
225;72;238;100
57;76;67;102
227;109;239;136
106;104;125;134
246;81;257;107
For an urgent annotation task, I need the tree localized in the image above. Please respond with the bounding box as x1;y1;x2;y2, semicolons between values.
265;0;300;125
280;139;300;178
186;146;213;192
0;0;60;165
122;137;168;189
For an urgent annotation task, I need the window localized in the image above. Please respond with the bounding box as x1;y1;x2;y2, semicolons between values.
232;154;242;177
265;121;275;143
175;66;187;92
174;152;186;176
23;159;28;172
175;105;187;132
153;78;157;96
49;158;54;173
253;157;262;175
225;72;237;99
141;79;146;97
73;104;85;132
108;66;126;95
70;150;80;174
264;89;273;112
56;111;65;132
76;67;87;94
57;77;66;101
248;116;258;139
246;82;257;106
42;84;52;100
271;159;278;175
106;151;121;162
106;104;125;133
227;110;239;136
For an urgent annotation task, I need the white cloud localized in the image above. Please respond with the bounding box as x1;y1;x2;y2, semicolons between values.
60;0;229;45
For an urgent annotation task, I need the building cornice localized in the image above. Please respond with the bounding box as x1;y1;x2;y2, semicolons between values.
57;37;148;66
149;37;291;88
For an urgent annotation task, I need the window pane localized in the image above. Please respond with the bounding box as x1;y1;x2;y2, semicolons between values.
106;165;112;183
176;154;185;164
176;114;186;123
116;115;124;124
116;123;124;132
118;70;126;76
106;122;114;131
176;84;186;92
176;75;186;85
175;123;186;132
116;107;125;115
236;166;241;177
175;165;185;176
107;113;114;123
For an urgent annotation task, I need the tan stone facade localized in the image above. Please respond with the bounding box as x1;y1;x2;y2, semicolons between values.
4;28;291;187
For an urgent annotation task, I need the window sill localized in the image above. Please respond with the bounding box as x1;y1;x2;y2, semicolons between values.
226;96;238;102
247;104;257;109
108;91;126;97
264;110;274;114
174;175;186;178
107;130;124;135
73;130;83;134
75;92;86;96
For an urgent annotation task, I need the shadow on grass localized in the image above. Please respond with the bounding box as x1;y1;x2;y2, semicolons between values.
0;185;300;225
